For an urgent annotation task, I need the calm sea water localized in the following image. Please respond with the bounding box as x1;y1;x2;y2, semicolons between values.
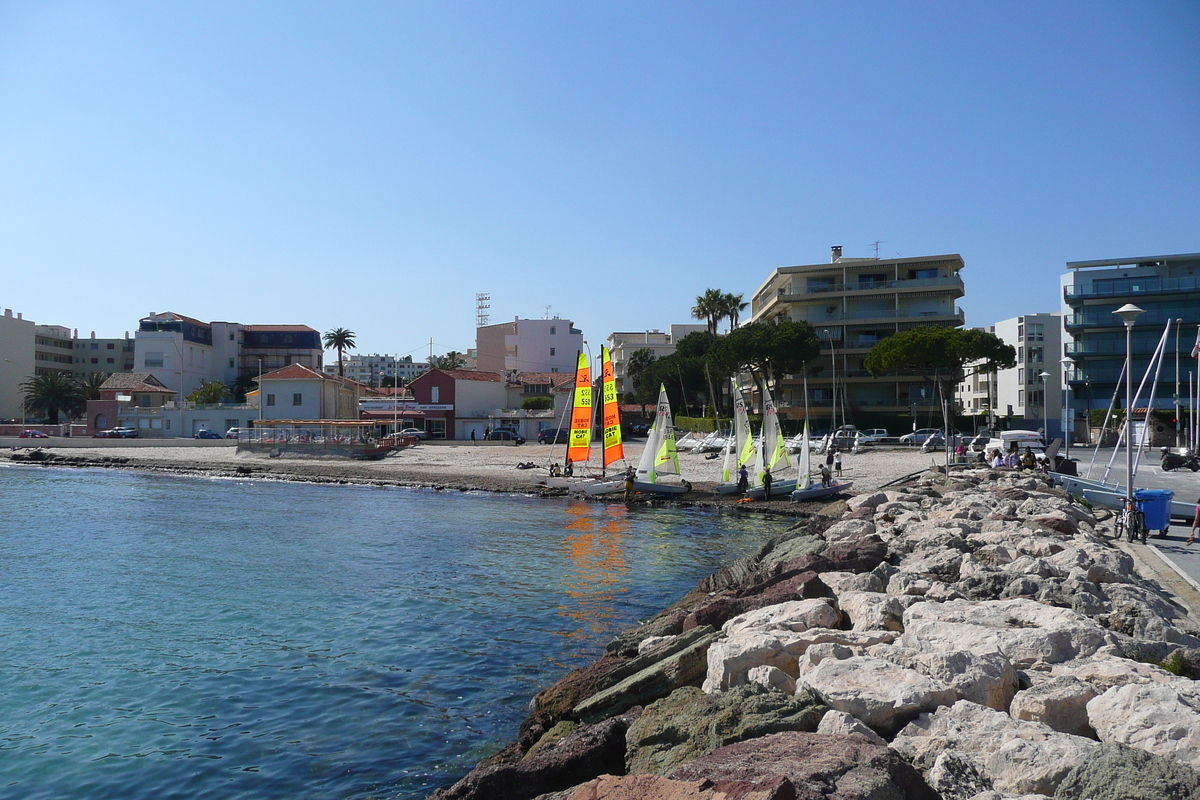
0;465;771;800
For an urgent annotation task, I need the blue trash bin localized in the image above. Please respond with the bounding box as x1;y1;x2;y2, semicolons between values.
1134;489;1174;531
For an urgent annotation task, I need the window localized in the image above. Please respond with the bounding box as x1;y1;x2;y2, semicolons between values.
106;358;114;364
550;326;556;335
145;352;164;368
1018;389;1025;405
292;393;302;406
229;332;235;341
908;269;938;279
431;386;440;403
266;394;276;406
107;343;115;349
229;358;235;368
91;343;99;350
549;347;556;356
1018;368;1024;384
91;358;98;364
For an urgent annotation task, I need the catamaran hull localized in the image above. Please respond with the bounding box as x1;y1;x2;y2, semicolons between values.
1054;474;1193;522
716;482;751;496
790;481;854;502
745;479;799;500
631;480;691;496
581;479;626;496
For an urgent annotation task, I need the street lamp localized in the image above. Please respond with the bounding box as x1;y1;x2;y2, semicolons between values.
1175;319;1183;449
1061;356;1074;460
1114;304;1145;504
1038;371;1051;449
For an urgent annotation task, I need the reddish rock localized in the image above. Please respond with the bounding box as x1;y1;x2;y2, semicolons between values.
682;572;830;632
562;773;796;800
669;732;939;800
431;710;640;800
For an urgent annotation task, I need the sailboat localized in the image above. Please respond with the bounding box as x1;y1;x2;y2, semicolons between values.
744;380;796;499
581;347;637;496
630;383;691;495
717;380;757;495
790;419;854;501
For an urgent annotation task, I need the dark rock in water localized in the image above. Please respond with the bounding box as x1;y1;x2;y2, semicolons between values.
625;684;828;776
682;572;830;632
668;731;939;800
1053;742;1200;800
700;527;830;595
605;588;711;656
430;709;640;800
573;627;721;723
552;773;795;800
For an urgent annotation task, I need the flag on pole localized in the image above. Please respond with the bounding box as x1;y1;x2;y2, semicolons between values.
1192;326;1200;359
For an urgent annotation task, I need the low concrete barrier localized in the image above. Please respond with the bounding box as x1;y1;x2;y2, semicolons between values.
0;437;236;448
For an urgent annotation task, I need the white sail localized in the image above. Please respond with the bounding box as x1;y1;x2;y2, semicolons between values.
798;420;812;489
722;381;757;486
757;380;790;482
637;384;680;483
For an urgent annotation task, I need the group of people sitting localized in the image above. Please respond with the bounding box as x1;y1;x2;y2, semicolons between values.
984;444;1046;472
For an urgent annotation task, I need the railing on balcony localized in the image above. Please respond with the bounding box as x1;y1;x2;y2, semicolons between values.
803;275;964;295
1065;310;1187;328
1064;274;1200;301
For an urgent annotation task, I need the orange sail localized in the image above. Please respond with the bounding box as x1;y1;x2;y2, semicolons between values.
601;346;624;468
567;352;593;464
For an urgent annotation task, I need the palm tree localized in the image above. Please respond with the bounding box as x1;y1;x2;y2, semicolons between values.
21;372;85;424
323;328;357;377
435;351;466;369
692;288;727;336
80;372;107;402
723;292;748;331
187;380;230;405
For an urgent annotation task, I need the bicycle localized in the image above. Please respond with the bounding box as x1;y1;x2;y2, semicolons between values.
1117;502;1147;544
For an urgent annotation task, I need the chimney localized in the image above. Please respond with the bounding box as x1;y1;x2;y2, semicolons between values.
17;312;22;320
831;246;843;262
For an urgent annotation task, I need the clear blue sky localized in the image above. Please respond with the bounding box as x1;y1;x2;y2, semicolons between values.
2;2;1197;361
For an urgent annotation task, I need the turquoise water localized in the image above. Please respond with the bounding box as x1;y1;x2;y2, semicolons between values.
0;466;770;800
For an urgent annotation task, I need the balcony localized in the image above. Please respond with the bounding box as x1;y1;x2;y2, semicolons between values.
1065;310;1189;330
780;274;964;302
1064;274;1200;302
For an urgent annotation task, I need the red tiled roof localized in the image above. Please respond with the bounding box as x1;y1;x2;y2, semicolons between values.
259;363;328;381
439;369;502;382
516;372;574;389
100;372;175;393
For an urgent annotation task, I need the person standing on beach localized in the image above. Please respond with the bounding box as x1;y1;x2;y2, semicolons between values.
833;450;842;477
470;429;476;444
762;466;773;500
623;466;635;501
825;449;834;469
737;464;749;494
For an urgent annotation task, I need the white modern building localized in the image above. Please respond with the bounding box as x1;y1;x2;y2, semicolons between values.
606;324;707;396
475;317;583;376
957;314;1063;435
324;354;429;385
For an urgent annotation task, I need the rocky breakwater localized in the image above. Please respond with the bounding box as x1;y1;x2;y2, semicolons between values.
429;467;1200;800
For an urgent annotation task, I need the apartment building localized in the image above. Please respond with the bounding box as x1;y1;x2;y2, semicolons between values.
606;324;707;396
1061;253;1200;420
475;317;583;376
72;332;136;380
34;325;74;378
749;247;966;421
0;308;35;421
323;354;429;385
134;312;322;398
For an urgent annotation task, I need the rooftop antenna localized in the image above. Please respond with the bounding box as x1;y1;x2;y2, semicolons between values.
475;293;491;328
544;304;552;319
871;240;886;259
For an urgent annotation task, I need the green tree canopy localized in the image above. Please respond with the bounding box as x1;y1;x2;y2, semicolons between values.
521;395;553;410
707;318;822;389
691;288;727;335
80;372;107;402
722;292;748;331
21;372;85;424
625;347;658;413
323;328;357;377
187;380;230;405
435;351;466;369
863;326;1017;402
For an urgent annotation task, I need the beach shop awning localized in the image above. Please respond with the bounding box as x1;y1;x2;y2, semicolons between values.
360;409;425;419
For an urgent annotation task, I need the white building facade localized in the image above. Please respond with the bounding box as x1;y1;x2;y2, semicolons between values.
606;324;707;396
475;317;583;376
0;308;35;421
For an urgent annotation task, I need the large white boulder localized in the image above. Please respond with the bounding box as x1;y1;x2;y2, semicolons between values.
796;654;957;734
837;590;906;632
898;598;1117;667
721;598;841;636
891;700;1099;796
1049;655;1180;692
1009;676;1097;737
702;627;898;694
821;518;876;542
816;708;886;745
1086;682;1200;768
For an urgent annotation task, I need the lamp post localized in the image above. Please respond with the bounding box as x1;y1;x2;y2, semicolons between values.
1038;371;1051;448
1061;357;1074;460
1175;319;1183;449
1114;304;1145;505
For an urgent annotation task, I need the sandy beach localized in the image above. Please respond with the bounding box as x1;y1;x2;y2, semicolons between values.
2;440;948;507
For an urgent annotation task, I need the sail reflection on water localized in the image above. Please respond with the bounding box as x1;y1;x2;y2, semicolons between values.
558;502;629;651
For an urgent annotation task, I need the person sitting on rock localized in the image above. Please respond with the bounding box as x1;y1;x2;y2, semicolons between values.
1021;446;1037;470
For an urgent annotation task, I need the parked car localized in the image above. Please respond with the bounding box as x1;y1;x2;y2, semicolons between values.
627;422;652;437
537;428;569;444
93;427;136;438
194;430;222;439
225;427;245;439
859;428;889;441
18;430;49;438
486;429;526;444
399;428;430;440
899;428;942;445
